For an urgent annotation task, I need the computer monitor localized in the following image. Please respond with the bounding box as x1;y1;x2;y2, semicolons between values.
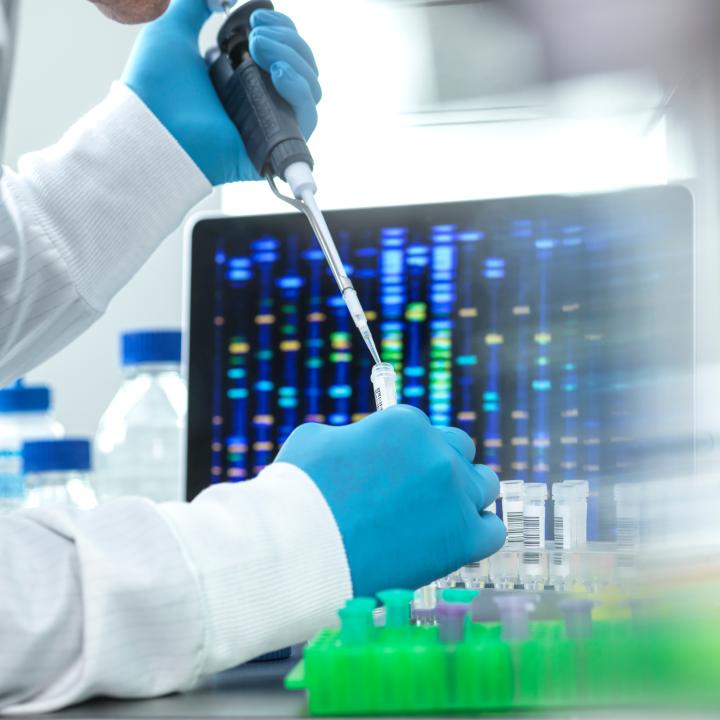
186;188;693;539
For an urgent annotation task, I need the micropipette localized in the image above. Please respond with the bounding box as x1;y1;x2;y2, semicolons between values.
205;0;381;365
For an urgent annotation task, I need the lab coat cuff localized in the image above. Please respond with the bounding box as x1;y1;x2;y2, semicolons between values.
158;462;353;676
14;83;211;312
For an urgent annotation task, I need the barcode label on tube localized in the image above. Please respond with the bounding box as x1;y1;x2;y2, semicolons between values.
553;508;572;550
374;387;384;411
505;510;524;547
523;514;541;548
616;517;638;548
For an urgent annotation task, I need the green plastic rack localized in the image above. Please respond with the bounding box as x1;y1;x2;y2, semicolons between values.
284;588;720;715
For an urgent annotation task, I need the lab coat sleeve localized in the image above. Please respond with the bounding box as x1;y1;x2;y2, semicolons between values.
0;82;211;386
0;462;352;714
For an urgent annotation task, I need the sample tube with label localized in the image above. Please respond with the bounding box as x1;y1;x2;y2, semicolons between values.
563;480;589;547
371;362;397;411
551;481;587;588
521;482;548;589
614;482;640;578
552;482;576;551
500;480;525;548
490;480;524;589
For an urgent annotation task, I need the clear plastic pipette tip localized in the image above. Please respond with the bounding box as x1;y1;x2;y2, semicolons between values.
361;326;381;365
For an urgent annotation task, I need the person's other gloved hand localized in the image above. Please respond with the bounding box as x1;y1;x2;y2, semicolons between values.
123;0;321;185
276;405;506;597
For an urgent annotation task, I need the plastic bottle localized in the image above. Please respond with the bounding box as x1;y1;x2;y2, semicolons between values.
94;330;186;503
0;380;64;514
23;438;97;509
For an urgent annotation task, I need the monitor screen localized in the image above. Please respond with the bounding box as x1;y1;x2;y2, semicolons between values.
187;188;693;539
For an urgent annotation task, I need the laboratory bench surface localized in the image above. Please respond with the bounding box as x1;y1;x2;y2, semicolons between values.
49;657;304;719
44;657;712;720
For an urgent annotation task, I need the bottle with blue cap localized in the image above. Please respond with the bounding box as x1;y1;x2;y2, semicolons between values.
23;438;97;509
0;379;64;514
94;329;187;502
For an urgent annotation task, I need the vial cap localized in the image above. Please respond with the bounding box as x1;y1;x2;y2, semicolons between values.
121;330;182;367
493;593;539;641
0;379;51;413
524;482;548;501
559;598;595;638
437;600;473;644
500;480;524;499
441;588;480;604
563;480;589;498
23;439;91;474
338;597;377;645
377;589;414;628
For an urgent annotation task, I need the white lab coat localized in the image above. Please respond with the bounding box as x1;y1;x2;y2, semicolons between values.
0;84;351;714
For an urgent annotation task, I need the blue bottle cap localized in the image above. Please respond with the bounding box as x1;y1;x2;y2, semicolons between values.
23;439;91;474
0;379;51;413
121;330;182;366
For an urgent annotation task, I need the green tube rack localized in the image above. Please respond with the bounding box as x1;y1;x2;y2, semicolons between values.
284;589;720;715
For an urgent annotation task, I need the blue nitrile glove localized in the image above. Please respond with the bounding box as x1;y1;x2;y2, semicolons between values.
123;0;321;185
276;405;506;597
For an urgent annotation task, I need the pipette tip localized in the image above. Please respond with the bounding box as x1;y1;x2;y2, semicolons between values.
362;327;382;365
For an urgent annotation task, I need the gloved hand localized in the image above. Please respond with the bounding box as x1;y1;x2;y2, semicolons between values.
276;405;506;597
123;0;321;185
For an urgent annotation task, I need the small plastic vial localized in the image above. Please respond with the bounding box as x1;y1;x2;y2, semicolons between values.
500;480;525;548
23;439;97;510
614;482;640;577
521;483;548;588
493;594;538;642
551;482;580;588
523;483;548;549
563;480;589;546
552;482;575;550
371;362;397;411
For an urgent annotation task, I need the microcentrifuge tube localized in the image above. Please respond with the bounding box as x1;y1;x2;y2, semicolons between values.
338;598;377;645
559;598;595;639
521;483;548;588
412;583;437;625
551;483;573;588
552;483;575;551
493;593;538;642
614;482;640;577
436;600;472;644
523;483;548;550
371;362;397;411
614;482;640;550
378;589;414;629
500;480;525;548
563;480;589;546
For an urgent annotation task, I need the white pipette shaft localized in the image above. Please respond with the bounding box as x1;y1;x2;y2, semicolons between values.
269;161;381;365
299;188;381;365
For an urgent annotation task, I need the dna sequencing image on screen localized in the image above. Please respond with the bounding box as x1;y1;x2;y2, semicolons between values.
188;190;693;538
